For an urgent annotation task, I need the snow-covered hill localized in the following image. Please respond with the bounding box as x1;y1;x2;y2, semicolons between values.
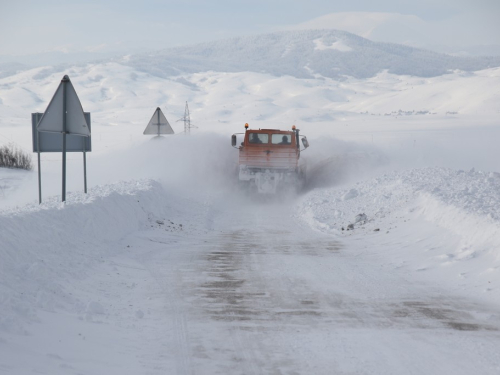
123;30;500;79
293;12;500;57
1;61;500;153
3;29;500;82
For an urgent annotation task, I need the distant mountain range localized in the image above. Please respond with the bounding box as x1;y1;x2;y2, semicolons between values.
0;62;29;79
2;30;500;81
121;30;500;80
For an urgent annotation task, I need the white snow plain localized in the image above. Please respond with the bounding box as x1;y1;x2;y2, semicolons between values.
1;54;500;374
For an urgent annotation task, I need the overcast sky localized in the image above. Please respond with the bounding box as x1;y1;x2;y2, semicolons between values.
1;0;499;56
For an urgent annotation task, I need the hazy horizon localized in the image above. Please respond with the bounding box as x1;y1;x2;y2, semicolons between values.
1;0;499;65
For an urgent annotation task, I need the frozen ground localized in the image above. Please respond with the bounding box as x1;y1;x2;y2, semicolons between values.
1;174;500;374
1;56;500;373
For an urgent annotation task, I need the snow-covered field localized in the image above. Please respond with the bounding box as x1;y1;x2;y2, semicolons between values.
1;36;500;373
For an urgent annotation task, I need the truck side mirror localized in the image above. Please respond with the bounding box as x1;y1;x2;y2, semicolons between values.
301;137;309;149
231;134;237;147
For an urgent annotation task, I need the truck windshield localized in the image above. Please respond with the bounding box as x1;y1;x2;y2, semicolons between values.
271;134;292;145
248;133;269;144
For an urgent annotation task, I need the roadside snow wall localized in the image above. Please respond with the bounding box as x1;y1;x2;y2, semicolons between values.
0;180;173;334
299;167;500;261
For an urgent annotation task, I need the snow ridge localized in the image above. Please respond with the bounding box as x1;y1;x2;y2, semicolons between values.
0;179;171;334
299;167;500;258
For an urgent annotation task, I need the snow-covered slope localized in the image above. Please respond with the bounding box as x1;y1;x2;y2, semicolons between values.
293;12;500;57
297;168;500;299
123;30;500;79
0;62;29;79
0;180;160;333
295;12;428;42
1;62;500;152
2;29;500;83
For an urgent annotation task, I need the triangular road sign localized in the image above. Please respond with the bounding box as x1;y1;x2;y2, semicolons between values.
143;107;174;135
37;75;90;137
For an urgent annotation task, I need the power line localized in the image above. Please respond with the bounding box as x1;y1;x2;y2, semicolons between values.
176;101;196;135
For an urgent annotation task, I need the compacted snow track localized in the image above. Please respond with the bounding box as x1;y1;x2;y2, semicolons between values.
126;193;500;374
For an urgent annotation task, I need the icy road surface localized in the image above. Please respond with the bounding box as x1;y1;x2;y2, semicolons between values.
1;179;500;374
131;199;500;375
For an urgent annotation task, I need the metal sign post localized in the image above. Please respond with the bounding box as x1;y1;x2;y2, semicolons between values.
83;150;87;194
32;111;91;203
33;75;91;203
62;76;67;202
33;112;92;203
37;131;42;204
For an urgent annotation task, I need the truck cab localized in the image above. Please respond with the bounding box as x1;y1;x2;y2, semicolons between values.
232;125;309;194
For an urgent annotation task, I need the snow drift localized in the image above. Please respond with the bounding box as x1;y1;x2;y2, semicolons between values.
298;167;500;296
0;180;180;334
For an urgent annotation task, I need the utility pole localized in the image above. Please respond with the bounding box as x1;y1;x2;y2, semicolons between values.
177;101;196;135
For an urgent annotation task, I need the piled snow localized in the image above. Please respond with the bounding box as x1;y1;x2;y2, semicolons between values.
0;179;180;334
300;167;500;241
298;167;500;297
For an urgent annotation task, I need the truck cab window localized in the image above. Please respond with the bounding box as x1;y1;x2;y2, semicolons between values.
271;134;292;145
249;133;269;144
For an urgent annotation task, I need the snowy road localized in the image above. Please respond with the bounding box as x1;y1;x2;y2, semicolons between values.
122;194;500;374
1;179;500;374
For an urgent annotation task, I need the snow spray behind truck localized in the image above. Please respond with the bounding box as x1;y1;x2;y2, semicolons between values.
231;124;309;194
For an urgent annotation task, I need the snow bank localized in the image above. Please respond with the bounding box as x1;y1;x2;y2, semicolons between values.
0;179;178;334
298;167;500;261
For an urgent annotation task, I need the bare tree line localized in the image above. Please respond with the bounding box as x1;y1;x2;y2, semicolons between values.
0;143;32;170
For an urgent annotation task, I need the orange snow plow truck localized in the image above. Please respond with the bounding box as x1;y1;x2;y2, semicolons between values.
231;124;309;194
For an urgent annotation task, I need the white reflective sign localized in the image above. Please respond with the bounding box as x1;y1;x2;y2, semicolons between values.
37;75;90;137
143;107;174;135
32;112;92;152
